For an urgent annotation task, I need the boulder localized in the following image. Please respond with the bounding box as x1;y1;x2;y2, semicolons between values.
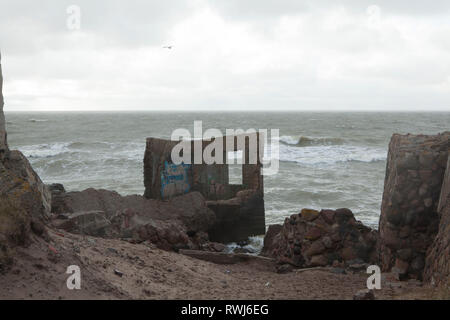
50;188;215;234
261;208;378;268
0;196;30;269
167;191;216;233
0;151;51;220
110;208;191;251
53;211;113;237
260;224;282;256
353;289;375;300
378;133;449;279
49;187;217;251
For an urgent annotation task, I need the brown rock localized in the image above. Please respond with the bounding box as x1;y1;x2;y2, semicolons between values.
392;258;409;279
261;224;282;257
263;206;377;268
320;209;336;224
300;208;320;221
310;254;328;267
276;264;294;274
52;188;215;234
0;151;51;220
210;242;226;252
321;236;333;249
305;241;326;257
341;247;357;261
353;289;375;300
54;211;113;237
305;227;322;240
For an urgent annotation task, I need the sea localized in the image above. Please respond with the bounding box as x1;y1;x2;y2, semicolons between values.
5;111;449;249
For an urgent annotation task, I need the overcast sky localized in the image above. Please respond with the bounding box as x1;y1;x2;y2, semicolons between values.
1;0;450;111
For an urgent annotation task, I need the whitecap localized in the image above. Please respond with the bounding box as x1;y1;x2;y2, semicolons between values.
29;119;49;123
277;144;387;165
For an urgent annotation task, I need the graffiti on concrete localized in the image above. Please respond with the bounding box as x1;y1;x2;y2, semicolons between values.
161;161;191;199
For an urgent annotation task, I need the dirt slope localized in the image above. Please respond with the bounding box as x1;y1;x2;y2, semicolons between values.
0;228;445;300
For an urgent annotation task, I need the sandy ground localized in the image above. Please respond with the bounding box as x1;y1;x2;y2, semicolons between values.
0;228;446;300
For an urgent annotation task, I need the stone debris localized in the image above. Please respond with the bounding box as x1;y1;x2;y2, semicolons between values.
179;249;275;268
49;188;217;252
276;264;294;274
261;208;378;268
353;289;375;300
114;269;124;277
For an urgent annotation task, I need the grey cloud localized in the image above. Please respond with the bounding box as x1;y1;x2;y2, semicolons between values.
0;0;449;111
0;0;194;55
210;0;450;19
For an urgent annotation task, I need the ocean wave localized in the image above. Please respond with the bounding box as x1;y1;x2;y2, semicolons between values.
279;135;345;147
20;140;146;159
20;142;72;158
29;119;49;123
278;144;386;165
226;236;263;254
67;141;116;150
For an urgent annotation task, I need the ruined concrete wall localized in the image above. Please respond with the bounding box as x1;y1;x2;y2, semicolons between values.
144;133;263;201
0;53;9;161
207;190;265;243
143;138;189;200
424;155;450;287
378;133;450;279
144;134;265;242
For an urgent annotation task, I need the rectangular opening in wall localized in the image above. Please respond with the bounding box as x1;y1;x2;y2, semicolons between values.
227;151;243;185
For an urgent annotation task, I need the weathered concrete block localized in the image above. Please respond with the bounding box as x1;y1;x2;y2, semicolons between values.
143;134;265;243
424;155;450;287
378;132;450;279
206;190;265;243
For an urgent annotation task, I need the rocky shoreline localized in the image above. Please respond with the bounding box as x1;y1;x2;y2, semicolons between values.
263;132;450;288
0;54;449;299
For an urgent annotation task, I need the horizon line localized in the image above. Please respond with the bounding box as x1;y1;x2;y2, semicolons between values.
4;109;450;113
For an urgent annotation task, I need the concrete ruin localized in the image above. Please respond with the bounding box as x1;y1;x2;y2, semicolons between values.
424;155;450;287
143;133;265;243
378;132;450;280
